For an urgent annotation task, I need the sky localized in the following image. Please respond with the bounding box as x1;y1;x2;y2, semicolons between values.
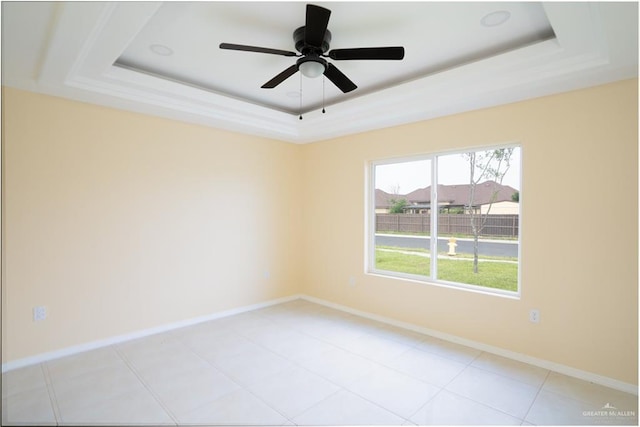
375;148;521;194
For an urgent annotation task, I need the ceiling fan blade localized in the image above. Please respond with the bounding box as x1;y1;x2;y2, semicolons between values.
328;47;405;61
324;63;357;93
305;4;331;47
261;64;299;88
220;43;298;57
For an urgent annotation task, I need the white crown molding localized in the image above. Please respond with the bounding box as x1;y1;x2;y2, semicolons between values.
18;2;637;143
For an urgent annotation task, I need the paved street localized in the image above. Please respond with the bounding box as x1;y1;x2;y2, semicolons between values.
375;234;518;257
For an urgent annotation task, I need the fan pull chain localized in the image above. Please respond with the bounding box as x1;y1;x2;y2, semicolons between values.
299;73;303;120
322;76;326;114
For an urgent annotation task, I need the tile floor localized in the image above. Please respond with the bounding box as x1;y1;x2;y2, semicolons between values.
2;299;638;425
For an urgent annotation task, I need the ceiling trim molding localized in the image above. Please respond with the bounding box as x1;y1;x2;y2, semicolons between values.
15;2;637;144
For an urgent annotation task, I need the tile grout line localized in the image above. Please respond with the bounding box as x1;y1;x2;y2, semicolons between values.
348;391;418;425
397;345;475;424
255;306;502;425
111;344;179;426
236;332;362;424
454;388;529;423
172;325;297;424
374;324;558;423
521;369;552;423
287;387;345;424
233;336;343;424
438;386;528;425
407;352;472;422
453;351;530;423
411;350;528;425
40;362;62;426
258;312;437;425
464;352;552;390
231;309;422;424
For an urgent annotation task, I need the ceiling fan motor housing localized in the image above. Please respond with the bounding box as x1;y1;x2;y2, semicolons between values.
294;26;332;54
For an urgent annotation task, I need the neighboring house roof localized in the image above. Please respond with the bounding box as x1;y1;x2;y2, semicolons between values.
377;181;517;209
375;189;406;208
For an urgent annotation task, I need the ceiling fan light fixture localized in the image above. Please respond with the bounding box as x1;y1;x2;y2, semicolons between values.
298;59;326;78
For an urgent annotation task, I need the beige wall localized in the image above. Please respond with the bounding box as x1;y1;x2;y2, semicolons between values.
301;78;638;385
2;79;638;386
2;87;303;362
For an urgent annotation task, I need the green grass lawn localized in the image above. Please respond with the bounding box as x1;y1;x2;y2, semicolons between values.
375;249;518;292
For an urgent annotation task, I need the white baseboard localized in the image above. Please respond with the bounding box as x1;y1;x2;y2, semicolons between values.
4;292;637;397
1;294;301;373
300;294;639;396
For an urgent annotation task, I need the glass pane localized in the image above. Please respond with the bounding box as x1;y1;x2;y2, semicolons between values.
373;159;431;278
436;147;520;292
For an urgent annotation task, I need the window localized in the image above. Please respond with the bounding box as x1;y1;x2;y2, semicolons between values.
369;146;521;296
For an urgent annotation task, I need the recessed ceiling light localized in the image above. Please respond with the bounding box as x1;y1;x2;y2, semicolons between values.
480;10;511;27
150;44;173;56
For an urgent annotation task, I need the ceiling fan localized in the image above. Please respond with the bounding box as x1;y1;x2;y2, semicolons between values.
219;4;405;94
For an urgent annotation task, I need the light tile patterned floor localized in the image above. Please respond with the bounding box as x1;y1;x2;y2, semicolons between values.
2;299;638;425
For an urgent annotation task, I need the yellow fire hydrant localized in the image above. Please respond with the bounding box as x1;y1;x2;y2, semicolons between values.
447;238;457;256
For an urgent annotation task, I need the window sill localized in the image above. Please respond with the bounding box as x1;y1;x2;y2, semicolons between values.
366;270;521;300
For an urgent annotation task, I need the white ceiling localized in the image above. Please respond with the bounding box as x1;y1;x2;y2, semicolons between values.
2;2;638;143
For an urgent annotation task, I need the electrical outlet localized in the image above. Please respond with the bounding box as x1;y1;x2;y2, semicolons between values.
348;276;356;287
33;306;47;322
529;309;540;323
263;270;270;279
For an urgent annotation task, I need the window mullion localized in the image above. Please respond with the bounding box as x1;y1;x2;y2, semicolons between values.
431;156;438;280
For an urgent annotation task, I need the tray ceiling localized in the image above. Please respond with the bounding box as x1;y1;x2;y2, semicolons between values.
2;2;638;143
114;2;555;114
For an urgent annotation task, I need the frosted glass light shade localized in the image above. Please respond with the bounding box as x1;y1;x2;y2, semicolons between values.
299;60;325;78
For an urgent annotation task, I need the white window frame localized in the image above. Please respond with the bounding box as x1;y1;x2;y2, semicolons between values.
366;144;522;298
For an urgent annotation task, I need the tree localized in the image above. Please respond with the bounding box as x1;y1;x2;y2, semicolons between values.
464;148;515;273
387;184;408;214
389;198;408;214
511;191;519;202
